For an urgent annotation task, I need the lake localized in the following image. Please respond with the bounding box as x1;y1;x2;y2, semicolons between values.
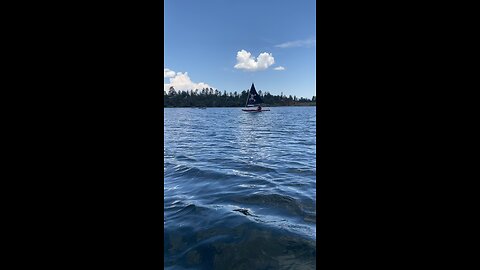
164;106;316;269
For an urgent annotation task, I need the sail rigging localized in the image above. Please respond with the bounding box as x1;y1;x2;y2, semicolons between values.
245;83;263;106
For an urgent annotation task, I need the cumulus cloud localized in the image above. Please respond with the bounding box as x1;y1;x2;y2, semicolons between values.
274;66;285;71
275;38;316;48
164;68;213;91
164;68;176;78
234;49;275;71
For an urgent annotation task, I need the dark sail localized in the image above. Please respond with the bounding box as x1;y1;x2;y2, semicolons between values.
246;83;263;106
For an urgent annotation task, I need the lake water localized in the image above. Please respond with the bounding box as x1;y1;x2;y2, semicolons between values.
164;106;316;269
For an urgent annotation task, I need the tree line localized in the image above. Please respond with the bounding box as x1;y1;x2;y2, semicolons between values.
164;87;316;107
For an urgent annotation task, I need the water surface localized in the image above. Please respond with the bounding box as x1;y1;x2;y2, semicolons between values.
164;106;316;269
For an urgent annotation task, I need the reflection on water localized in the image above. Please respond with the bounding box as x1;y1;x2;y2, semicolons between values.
165;107;316;269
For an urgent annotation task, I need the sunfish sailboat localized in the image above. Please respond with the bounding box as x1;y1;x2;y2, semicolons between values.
242;83;270;112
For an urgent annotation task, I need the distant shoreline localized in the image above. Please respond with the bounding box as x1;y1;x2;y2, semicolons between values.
164;90;316;108
164;104;316;108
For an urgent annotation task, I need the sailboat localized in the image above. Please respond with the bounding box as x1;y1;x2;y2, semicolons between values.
242;83;270;112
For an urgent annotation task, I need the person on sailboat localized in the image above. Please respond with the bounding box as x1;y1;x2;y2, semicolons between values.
257;105;262;111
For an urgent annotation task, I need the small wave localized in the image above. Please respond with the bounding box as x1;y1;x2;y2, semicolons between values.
233;208;257;217
284;168;316;177
236;162;278;173
166;164;238;181
175;155;197;162
229;193;311;219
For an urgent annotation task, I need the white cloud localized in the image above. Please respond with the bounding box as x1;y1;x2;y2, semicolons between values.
275;38;316;48
164;69;213;91
164;68;176;78
274;66;285;71
234;49;275;71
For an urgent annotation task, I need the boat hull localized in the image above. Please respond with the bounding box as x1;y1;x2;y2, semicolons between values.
242;109;270;112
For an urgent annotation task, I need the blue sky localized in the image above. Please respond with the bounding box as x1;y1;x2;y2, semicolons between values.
164;0;316;99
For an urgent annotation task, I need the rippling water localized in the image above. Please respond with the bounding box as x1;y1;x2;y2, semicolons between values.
164;106;316;269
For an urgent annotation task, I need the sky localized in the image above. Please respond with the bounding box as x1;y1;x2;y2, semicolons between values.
164;0;316;99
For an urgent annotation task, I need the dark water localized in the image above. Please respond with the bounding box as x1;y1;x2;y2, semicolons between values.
164;106;316;269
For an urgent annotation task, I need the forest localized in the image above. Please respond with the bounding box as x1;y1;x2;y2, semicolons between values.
164;87;316;107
